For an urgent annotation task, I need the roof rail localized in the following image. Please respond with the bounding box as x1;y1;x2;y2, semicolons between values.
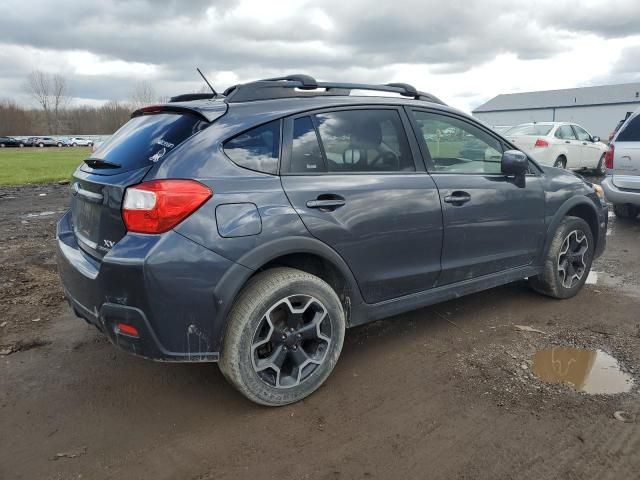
223;75;445;105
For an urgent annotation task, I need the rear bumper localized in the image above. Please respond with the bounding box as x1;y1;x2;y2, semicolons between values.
602;176;640;206
56;210;252;362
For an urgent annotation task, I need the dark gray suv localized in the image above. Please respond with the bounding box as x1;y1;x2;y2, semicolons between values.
57;75;608;405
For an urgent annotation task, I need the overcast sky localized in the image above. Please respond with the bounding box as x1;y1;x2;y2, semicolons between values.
1;0;639;112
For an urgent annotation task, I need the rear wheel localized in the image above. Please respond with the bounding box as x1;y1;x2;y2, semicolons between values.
613;204;639;219
220;267;345;406
57;142;63;147
596;153;606;175
19;143;24;148
553;156;567;169
529;216;594;299
38;143;44;148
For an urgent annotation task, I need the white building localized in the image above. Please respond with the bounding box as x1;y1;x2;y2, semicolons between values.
473;83;640;138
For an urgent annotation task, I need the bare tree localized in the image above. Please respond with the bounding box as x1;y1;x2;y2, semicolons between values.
130;81;158;109
25;70;70;134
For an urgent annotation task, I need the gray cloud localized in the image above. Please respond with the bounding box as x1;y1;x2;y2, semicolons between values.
0;0;638;106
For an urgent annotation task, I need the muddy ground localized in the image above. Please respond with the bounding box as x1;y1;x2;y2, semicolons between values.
1;182;639;480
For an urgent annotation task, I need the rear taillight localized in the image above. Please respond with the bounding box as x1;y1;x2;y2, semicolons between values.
534;138;549;148
604;144;614;170
122;179;212;234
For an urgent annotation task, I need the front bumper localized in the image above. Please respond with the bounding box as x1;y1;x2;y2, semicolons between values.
601;177;640;207
56;210;250;362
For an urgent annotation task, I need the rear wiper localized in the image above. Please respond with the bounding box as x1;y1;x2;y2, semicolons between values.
84;158;121;169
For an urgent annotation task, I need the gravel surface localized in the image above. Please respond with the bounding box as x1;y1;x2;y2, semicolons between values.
1;181;639;480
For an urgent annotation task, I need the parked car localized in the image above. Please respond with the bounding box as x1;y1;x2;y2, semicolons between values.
602;109;640;219
506;122;608;174
33;137;64;147
68;137;94;147
57;75;608;405
0;136;26;147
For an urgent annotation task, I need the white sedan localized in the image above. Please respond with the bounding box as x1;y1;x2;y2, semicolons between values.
506;122;608;174
68;137;94;147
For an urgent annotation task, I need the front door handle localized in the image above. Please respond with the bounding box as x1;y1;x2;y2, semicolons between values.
565;141;571;144
306;196;346;210
443;191;471;205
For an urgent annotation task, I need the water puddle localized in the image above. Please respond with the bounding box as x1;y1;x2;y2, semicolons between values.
532;347;634;395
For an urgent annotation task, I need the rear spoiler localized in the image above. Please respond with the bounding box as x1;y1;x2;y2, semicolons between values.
131;101;228;123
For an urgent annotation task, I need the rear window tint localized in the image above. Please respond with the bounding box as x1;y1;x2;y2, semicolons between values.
506;124;553;136
224;120;280;174
88;113;207;173
617;116;640;142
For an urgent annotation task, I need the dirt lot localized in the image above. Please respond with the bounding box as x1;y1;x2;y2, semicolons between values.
1;182;639;480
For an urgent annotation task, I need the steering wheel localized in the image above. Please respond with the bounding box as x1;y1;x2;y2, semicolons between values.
371;151;400;170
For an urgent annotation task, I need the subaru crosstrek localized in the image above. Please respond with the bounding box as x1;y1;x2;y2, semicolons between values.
57;75;608;405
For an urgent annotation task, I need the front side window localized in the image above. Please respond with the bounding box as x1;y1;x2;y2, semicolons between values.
555;125;576;140
224;120;280;175
412;110;503;174
314;110;415;173
572;125;591;141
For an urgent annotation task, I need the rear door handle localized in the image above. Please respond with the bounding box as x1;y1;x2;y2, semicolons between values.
306;199;346;209
443;191;471;205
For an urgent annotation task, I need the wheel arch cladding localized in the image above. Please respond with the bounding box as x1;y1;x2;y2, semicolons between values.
544;197;600;259
215;238;364;349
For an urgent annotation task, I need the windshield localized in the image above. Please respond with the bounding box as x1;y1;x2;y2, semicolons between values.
506;124;553;136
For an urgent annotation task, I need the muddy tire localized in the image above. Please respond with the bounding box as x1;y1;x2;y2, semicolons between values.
219;267;345;406
529;216;594;299
613;204;639;219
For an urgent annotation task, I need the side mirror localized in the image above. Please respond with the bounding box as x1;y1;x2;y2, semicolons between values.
501;149;528;187
592;136;600;143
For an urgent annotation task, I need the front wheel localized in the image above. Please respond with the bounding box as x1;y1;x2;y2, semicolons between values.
613;204;639;219
529;216;594;299
220;268;345;406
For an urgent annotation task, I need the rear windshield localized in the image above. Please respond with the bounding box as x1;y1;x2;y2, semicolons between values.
617;115;640;142
85;113;207;174
506;124;553;136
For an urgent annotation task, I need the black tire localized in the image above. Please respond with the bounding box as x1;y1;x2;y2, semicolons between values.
613;204;639;219
219;267;345;406
0;143;5;148
529;216;594;299
38;143;44;148
57;142;63;147
19;143;24;148
596;153;606;175
553;156;567;169
72;142;77;147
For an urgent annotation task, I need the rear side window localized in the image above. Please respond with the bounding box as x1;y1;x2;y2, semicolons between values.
224;120;281;174
555;125;576;140
89;113;207;174
617;116;640;142
290;109;414;173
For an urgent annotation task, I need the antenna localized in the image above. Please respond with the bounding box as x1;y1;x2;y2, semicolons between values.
196;68;217;96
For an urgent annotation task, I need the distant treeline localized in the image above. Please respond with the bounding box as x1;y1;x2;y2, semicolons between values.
0;99;133;136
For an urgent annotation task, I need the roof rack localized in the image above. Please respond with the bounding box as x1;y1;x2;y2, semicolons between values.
222;74;445;105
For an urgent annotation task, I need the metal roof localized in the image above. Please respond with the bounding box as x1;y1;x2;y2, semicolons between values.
473;82;640;113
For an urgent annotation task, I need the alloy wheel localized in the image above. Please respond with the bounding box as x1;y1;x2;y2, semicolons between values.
251;295;332;389
557;230;589;288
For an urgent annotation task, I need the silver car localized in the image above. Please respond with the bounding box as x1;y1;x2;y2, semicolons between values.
602;109;640;219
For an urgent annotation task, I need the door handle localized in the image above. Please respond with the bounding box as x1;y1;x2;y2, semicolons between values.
582;142;588;145
565;141;571;144
306;197;346;210
443;191;471;205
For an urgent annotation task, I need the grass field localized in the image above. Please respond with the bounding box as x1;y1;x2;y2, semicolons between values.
0;148;90;185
